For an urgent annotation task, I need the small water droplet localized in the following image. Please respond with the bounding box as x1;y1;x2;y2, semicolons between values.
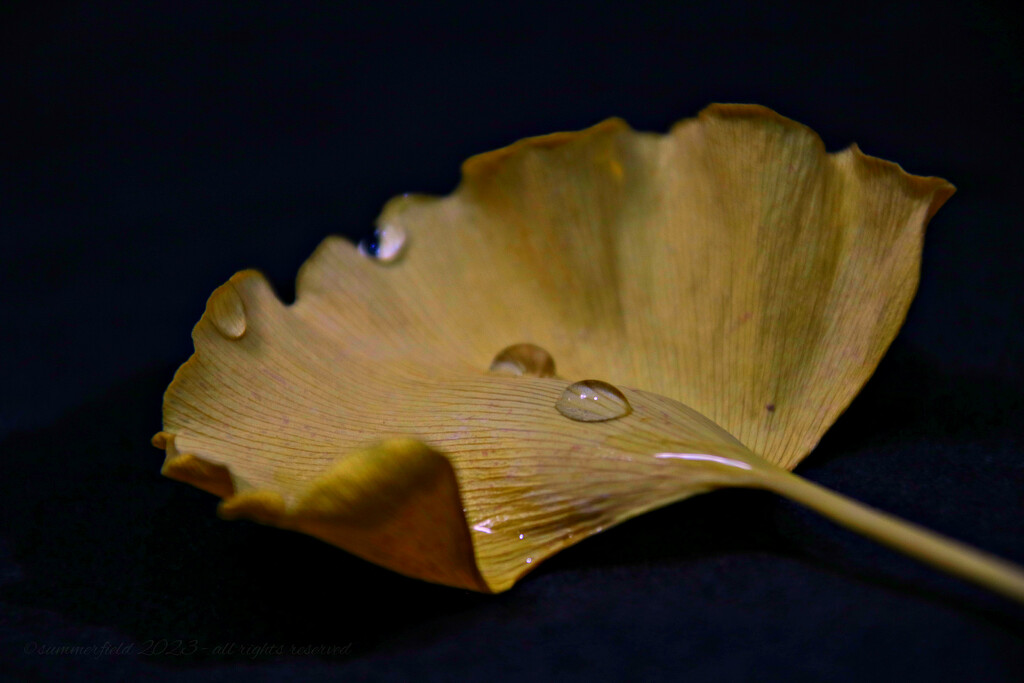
210;283;247;340
518;533;525;540
489;343;556;377
358;223;407;263
472;519;494;534
525;557;533;564
555;379;631;422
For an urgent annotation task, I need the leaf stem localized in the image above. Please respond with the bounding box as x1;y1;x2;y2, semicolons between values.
751;466;1024;604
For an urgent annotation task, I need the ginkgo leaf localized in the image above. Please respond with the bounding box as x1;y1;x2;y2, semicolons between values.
154;104;1024;600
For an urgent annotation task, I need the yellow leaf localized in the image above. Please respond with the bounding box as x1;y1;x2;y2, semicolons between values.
155;105;1024;600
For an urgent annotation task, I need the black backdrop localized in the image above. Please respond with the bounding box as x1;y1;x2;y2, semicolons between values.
3;1;1023;681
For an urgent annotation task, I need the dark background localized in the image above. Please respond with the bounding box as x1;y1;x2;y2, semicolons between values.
2;1;1023;681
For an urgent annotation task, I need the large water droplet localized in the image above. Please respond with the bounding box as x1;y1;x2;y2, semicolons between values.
555;380;631;422
489;343;556;377
358;223;407;263
210;283;247;340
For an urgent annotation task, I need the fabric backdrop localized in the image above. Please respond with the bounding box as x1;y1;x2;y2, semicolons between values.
2;2;1023;681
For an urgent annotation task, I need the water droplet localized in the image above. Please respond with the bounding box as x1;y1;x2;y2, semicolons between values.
489;343;556;377
358;223;407;263
525;557;533;564
555;379;631;422
472;519;494;534
210;283;247;340
518;533;525;540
